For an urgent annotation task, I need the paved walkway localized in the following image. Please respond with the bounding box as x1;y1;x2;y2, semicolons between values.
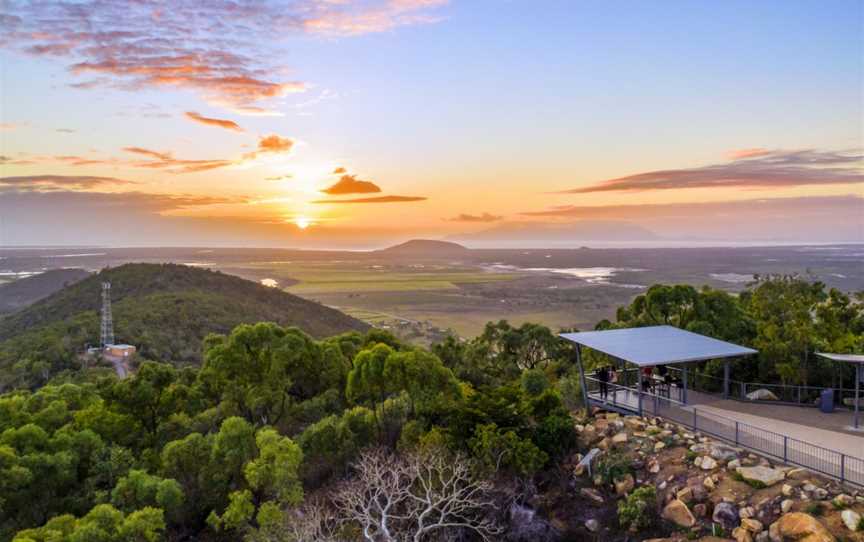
688;393;864;459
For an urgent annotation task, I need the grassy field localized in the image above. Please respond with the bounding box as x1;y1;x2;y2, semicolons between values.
272;265;525;294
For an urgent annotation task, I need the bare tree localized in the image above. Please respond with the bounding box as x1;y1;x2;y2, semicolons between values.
247;499;344;542
335;447;501;542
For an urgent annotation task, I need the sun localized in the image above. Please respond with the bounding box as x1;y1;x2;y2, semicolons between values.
294;216;312;229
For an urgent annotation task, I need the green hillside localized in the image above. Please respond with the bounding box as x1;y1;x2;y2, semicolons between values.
0;263;369;390
0;268;91;315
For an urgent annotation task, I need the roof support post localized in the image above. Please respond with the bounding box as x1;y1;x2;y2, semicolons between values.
573;344;590;413
682;365;689;405
637;369;644;416
723;359;730;400
856;364;860;429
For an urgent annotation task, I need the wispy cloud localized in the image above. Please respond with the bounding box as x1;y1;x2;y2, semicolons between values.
322;174;382;195
0;1;448;111
560;149;864;194
302;0;450;35
0;174;137;191
448;212;502;222
56;128;77;133
122;146;234;173
184;111;243;132
313;195;427;204
523;195;864;220
265;174;294;181
519;195;864;242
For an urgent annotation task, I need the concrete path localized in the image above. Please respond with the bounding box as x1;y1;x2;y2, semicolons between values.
690;396;864;459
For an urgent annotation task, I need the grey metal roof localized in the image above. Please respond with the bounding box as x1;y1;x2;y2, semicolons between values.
560;325;757;367
816;352;864;364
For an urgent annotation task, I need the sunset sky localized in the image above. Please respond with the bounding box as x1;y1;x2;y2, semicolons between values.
1;0;862;248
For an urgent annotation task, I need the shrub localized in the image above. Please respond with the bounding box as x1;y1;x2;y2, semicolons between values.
804;502;823;516
618;486;657;530
597;450;633;485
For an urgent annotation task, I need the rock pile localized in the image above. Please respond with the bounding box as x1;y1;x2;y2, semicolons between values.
570;411;863;542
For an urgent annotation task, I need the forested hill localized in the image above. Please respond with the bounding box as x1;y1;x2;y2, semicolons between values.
0;263;368;389
0;268;91;315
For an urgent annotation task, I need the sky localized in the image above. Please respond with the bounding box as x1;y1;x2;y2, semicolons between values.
0;0;862;248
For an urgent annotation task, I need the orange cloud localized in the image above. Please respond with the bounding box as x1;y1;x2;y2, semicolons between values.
184;111;243;132
123;146;173;161
257;134;294;153
333;166;347;174
322;174;382;195
313;195;427;204
448;212;502;222
122;146;234;173
727;148;771;159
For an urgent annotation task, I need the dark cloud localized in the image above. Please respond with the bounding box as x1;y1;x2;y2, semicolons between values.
560;149;864;194
448;212;503;223
322;174;382;195
184;111;243;132
0;175;137;191
313;195;427;204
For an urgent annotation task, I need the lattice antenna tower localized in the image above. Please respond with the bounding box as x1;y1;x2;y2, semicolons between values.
100;282;114;347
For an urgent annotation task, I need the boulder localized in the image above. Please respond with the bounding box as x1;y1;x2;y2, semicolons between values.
841;509;861;532
781;500;794;514
612;432;628;445
614;474;635;495
737;466;786;487
701;456;719;470
580;487;605;504
747;389;779;401
506;502;558;542
663;499;696;527
832;494;854;508
742;518;764;533
714;502;741;530
733;527;754;542
711;444;741;462
774;513;835;542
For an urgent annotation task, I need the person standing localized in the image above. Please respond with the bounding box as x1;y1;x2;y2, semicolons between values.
598;365;610;399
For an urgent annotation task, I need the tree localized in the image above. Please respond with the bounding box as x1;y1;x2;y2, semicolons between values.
243;428;303;504
335;448;501;542
742;275;826;384
200;323;348;426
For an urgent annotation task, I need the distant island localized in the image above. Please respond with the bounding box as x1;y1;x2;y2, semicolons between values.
379;239;469;255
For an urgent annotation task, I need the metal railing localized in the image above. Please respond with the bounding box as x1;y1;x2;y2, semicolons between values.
609;366;859;408
584;376;864;487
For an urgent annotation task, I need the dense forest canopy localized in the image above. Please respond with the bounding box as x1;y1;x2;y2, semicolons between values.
0;274;861;541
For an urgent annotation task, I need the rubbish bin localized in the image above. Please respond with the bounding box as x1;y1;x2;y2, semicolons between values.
820;389;835;413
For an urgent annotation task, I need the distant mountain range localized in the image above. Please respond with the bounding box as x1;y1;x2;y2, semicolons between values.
0;268;91;314
0;263;368;390
449;220;659;244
